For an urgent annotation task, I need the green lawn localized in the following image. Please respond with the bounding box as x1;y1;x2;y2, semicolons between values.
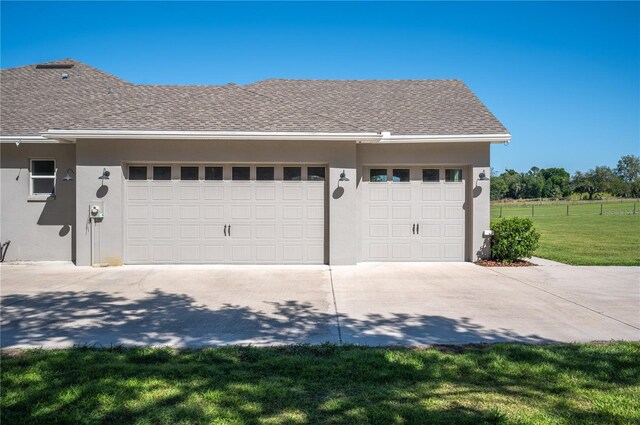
2;343;639;424
490;201;640;266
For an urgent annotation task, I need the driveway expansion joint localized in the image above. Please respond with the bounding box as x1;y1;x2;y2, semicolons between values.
487;267;640;331
328;266;343;344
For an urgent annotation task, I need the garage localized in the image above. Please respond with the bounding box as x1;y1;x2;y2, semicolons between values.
125;164;326;264
361;166;466;261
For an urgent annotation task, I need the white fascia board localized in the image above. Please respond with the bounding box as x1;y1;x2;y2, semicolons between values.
377;133;512;144
40;129;383;142
0;135;66;144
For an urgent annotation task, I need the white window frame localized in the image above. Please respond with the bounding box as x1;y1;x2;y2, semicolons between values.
29;158;57;197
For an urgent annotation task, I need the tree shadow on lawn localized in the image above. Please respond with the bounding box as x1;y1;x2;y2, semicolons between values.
1;290;639;424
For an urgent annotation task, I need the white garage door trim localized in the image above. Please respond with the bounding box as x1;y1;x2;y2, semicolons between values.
124;164;326;264
361;165;466;262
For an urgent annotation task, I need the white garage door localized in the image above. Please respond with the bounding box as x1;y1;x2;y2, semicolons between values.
125;164;326;264
361;166;466;261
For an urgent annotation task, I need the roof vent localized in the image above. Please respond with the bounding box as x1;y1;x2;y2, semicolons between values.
62;72;69;80
35;63;75;69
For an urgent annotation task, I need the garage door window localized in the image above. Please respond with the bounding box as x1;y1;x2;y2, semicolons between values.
129;166;147;180
181;166;199;180
205;166;223;181
30;159;56;196
445;169;463;182
422;169;439;182
370;168;387;182
256;167;274;181
308;167;325;181
283;167;302;181
153;166;171;180
232;167;250;181
392;169;410;182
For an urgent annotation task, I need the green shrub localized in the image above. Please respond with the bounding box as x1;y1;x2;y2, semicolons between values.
491;217;541;263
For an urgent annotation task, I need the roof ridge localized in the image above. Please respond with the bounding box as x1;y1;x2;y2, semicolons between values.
238;85;371;133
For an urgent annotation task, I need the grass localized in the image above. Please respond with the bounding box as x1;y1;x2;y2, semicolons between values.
2;343;639;424
490;201;640;266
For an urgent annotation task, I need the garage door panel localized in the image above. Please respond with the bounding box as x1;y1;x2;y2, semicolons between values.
203;186;224;200
180;206;200;219
151;186;173;200
152;245;173;262
231;205;251;219
126;165;326;264
179;246;201;262
180;186;200;200
179;225;200;240
255;245;277;262
153;206;173;220
152;225;173;239
362;166;465;262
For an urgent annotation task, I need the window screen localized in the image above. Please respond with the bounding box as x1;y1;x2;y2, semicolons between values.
422;169;439;182
129;166;147;180
369;169;387;182
307;167;325;181
445;169;463;182
392;169;410;182
232;167;250;181
153;166;171;180
30;159;56;196
256;167;274;181
181;166;199;180
205;166;223;180
283;167;302;181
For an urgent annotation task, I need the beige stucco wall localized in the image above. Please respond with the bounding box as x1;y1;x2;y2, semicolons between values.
0;143;76;261
1;139;491;265
356;142;491;261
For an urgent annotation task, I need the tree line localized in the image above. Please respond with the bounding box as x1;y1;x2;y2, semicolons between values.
490;154;640;201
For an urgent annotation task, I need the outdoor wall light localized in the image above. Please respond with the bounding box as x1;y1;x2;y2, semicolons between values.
478;170;490;181
98;168;110;180
339;170;349;182
63;168;75;181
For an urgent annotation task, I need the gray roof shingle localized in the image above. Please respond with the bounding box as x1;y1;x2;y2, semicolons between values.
1;58;508;136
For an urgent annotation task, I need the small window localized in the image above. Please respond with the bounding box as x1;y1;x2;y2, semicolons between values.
307;167;325;181
153;166;171;180
30;159;56;196
445;168;463;182
181;166;199;180
129;166;147;180
232;166;250;181
369;168;387;182
392;169;410;182
205;166;223;181
283;167;302;181
256;167;274;181
422;169;439;182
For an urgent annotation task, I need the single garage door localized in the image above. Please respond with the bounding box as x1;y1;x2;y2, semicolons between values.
361;166;466;261
125;164;326;264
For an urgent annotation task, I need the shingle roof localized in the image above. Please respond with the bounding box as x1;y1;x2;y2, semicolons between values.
1;58;508;136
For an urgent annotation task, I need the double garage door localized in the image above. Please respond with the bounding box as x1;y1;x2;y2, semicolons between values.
361;166;466;262
125;164;326;264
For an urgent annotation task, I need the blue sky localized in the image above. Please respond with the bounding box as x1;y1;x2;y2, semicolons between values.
1;1;638;174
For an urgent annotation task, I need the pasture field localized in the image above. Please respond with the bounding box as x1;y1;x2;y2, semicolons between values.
490;200;639;266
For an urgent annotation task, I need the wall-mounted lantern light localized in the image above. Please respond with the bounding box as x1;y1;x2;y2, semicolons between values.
478;170;490;181
98;168;110;180
63;168;75;181
339;170;349;182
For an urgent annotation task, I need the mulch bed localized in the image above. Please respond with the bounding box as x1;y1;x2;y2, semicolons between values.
474;259;536;267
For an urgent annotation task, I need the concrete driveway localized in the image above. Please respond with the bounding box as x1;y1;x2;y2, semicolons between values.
1;261;638;348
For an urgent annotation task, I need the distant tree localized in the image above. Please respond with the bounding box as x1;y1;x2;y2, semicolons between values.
574;167;614;200
521;170;544;199
614;155;640;197
540;167;571;198
490;174;508;200
502;169;524;199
